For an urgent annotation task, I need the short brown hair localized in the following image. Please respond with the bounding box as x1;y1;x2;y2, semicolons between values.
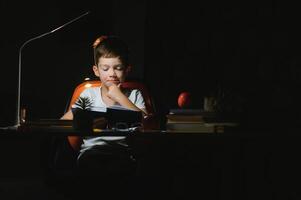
93;35;129;67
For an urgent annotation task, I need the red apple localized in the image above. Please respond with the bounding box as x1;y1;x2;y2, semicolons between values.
178;92;191;108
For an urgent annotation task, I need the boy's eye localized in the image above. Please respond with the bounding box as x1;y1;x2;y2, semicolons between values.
101;66;109;71
115;65;124;70
100;65;124;71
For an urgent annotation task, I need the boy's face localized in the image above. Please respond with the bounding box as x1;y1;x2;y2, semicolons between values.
93;57;129;87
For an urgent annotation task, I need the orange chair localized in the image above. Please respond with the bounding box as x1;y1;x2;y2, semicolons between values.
66;80;159;151
67;80;155;115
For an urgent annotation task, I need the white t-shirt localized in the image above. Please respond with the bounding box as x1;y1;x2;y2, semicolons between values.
71;86;146;158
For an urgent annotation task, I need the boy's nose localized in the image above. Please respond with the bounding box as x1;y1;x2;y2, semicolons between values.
108;68;117;76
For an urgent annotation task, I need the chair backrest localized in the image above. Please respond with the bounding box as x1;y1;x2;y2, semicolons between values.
67;80;155;115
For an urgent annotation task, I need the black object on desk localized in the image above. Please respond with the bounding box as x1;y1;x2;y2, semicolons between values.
106;106;142;129
71;106;143;131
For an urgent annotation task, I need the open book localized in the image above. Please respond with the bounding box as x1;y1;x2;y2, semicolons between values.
70;103;143;132
106;105;143;129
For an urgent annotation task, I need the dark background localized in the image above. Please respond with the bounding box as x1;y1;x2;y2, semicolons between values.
1;0;301;130
1;1;301;199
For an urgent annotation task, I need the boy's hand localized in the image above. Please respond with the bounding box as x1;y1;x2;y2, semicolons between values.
105;82;145;113
106;83;124;103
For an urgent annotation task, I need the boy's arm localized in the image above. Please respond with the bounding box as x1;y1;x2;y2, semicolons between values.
61;110;73;120
107;84;148;115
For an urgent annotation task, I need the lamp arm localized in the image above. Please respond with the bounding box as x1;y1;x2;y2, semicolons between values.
14;11;90;128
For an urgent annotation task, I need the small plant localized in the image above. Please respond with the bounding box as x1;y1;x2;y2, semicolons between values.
74;97;93;110
72;97;93;132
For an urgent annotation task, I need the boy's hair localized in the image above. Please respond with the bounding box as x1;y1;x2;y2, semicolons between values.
93;35;130;67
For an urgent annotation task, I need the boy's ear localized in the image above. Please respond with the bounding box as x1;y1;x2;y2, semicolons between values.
93;65;100;77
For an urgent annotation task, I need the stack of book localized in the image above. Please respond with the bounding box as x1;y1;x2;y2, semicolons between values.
166;109;238;133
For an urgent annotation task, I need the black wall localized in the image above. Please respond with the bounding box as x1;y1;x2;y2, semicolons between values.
1;1;301;130
144;1;301;130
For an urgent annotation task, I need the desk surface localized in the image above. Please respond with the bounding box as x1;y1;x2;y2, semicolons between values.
1;125;300;137
1;118;300;136
0;118;241;135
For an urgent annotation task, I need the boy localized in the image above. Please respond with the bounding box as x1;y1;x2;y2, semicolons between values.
61;35;147;174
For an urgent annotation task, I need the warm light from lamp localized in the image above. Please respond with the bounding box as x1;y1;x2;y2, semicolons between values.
84;77;91;87
84;83;92;88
